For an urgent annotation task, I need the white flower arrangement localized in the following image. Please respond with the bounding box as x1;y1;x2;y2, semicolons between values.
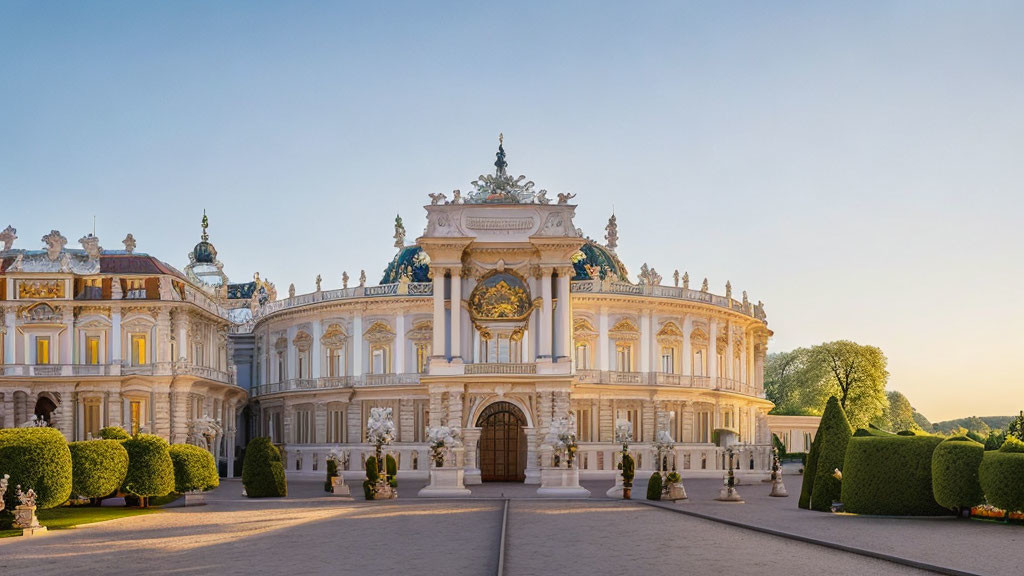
614;419;633;447
425;425;460;467
550;413;579;468
366;407;396;448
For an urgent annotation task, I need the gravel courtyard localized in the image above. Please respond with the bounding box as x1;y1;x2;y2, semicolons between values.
0;478;962;576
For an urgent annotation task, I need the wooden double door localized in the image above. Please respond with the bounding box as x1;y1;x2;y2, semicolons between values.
477;401;527;482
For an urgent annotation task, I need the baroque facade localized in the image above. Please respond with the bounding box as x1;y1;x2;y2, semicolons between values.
1;140;776;482
242;140;775;483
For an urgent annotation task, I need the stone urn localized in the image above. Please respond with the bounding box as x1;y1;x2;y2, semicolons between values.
667;482;687;501
537;466;590;498
769;470;789;497
13;505;46;535
418;467;471;498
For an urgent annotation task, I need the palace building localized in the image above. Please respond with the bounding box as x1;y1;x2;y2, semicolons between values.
0;140;775;482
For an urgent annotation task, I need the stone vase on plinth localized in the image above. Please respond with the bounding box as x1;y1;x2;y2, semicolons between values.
769;471;788;497
418;467;472;497
537;466;590;498
13;505;46;536
716;486;744;502
605;471;624;498
667;482;687;501
330;475;352;497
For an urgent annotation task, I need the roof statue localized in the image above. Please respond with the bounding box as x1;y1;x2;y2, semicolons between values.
342;271;349;289
460;135;552;205
604;213;618;251
393;214;406;249
726;281;732;300
122;233;136;254
78;234;102;260
673;270;680;287
682;271;690;289
0;226;17;251
41;230;67;261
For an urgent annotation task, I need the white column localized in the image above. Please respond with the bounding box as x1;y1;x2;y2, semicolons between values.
450;269;462;360
708;319;718;389
681;314;692;377
598;308;609;371
639;311;651;373
556;269;571;359
432;271;445;357
61;308;74;365
394;313;406;373
527;275;539;362
539;268;553;358
311;319;321;378
726;321;734;382
286;325;298;379
173;313;186;363
352;313;363;377
5;309;16;364
649;311;659;372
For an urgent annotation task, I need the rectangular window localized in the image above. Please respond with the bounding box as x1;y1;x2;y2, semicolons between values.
35;336;51;365
697;411;711;443
616;343;632;372
693;349;705;376
371;348;388;374
277;355;285;382
327;409;345;443
129;400;143;435
661;347;675;373
84;400;101;438
415;343;430;374
328;349;343;377
85;336;100;365
575;344;589;369
296;410;312;444
576;408;592;442
297;354;305;378
131;335;146;366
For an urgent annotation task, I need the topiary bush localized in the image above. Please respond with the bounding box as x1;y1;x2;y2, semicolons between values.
169;444;220;493
810;397;853;511
932;436;985;513
324;458;338;492
798;432;821;509
98;426;130;440
646;472;663;501
979;451;1024;513
998;435;1024;453
386;454;398;488
363;456;380;500
619;453;635;487
0;427;73;510
853;427;896;438
242;437;287;498
841;435;947;516
121;434;175;506
68;439;129;499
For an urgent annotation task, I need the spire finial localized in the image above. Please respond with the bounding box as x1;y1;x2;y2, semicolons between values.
201;209;209;242
494;133;507;176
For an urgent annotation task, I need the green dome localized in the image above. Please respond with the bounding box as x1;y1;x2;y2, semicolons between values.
192;240;217;264
381;245;431;284
571;240;628;281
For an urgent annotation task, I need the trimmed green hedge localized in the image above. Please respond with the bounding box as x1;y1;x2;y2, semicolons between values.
169;444;220;493
363;455;379;499
646;472;662;501
242;437;287;497
121;434;175;501
98;426;130;440
0;427;73;510
931;437;985;512
853;427;895;438
69;440;129;499
979;451;1024;513
324;458;339;492
798;432;821;509
841;435;948;516
810;397;853;511
998;435;1024;453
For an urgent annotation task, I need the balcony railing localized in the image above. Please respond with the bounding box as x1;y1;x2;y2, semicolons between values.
253;282;433;321
0;362;234;384
569;279;766;320
464;363;537;375
576;370;761;396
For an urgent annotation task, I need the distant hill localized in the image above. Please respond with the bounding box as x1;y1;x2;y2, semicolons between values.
928;415;1014;435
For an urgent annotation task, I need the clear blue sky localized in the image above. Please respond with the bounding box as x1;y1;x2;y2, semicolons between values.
2;1;1022;421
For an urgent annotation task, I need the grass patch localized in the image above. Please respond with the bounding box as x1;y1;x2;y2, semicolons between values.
0;506;160;537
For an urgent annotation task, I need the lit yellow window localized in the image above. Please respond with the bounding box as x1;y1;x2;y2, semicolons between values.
86;336;100;365
416;343;430;374
131;335;146;366
130;400;142;435
35;337;50;365
84;400;101;438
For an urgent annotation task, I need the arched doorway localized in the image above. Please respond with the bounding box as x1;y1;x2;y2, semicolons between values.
34;396;57;424
477;401;527;482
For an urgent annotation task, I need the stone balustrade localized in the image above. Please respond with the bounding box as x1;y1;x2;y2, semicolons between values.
251;282;434;320
0;362;235;384
573;442;774;479
281;442;432;480
569;279;766;320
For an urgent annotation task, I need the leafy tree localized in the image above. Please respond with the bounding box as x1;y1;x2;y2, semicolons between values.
912;410;932;432
882;391;920;432
1008;411;1024;441
764;348;827;415
811;341;888;429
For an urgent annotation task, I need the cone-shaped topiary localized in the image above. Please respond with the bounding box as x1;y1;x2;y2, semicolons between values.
242;437;287;497
121;434;175;506
69;439;129;499
363;456;380;499
810;396;853;511
169;444;220;493
932;436;985;513
646;472;663;501
798;426;821;509
324;458;338;492
386;454;398;488
0;427;73;510
619;453;635;487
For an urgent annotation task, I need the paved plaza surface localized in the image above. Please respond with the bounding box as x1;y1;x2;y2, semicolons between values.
0;476;1018;576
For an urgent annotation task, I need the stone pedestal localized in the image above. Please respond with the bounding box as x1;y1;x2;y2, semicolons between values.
537;467;590;498
716;486;744;502
418;467;472;497
667;482;688;501
769;476;789;497
606;472;624;498
330;475;352;497
13;505;46;535
372;481;397;500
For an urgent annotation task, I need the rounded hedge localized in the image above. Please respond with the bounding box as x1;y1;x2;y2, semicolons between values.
998;435;1024;453
646;472;663;501
98;426;130;440
168;444;220;493
242;437;287;497
0;427;73;510
931;437;985;512
69;440;129;498
979;451;1024;513
121;434;175;499
841;435;948;516
810;397;853;511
